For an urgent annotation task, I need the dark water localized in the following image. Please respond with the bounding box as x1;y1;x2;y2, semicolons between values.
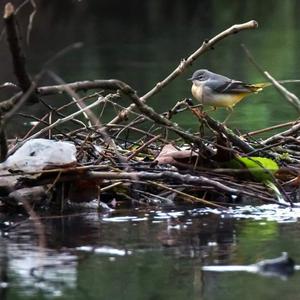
2;205;300;300
1;0;300;299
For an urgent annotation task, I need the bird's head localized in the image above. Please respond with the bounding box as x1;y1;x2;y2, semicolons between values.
188;69;211;82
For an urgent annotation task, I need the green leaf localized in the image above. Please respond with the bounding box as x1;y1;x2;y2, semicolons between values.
223;156;285;202
234;156;279;182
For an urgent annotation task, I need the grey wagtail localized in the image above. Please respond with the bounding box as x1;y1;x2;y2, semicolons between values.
188;69;270;110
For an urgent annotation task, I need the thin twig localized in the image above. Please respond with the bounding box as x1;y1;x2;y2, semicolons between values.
100;181;122;192
26;0;37;44
264;71;300;112
243;120;300;137
7;95;106;155
242;44;300;113
262;122;300;145
150;181;226;209
47;71;95;126
127;135;161;161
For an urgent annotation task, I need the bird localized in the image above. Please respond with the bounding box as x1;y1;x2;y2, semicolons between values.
188;69;270;110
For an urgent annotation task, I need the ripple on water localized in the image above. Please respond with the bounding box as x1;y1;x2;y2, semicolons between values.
189;204;299;223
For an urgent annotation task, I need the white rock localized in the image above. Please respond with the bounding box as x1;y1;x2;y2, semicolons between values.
1;138;77;172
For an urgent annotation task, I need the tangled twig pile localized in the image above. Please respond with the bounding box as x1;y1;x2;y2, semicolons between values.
0;2;299;212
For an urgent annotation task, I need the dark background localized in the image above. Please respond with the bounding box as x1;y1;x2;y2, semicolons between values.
0;0;299;134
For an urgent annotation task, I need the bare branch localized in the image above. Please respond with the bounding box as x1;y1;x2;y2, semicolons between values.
264;71;300;113
204;114;255;153
262;122;300;145
3;2;39;103
26;0;37;44
243;120;300;138
242;44;300;113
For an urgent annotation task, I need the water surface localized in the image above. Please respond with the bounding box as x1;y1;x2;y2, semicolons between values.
1;205;300;299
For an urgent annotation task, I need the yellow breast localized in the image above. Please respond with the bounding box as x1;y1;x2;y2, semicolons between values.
191;84;248;108
206;93;248;108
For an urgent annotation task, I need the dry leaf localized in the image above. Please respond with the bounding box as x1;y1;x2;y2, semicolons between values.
155;144;198;167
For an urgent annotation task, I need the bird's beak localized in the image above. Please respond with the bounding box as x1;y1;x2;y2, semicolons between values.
187;77;193;81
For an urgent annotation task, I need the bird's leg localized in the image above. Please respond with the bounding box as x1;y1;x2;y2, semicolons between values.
223;107;234;124
207;106;217;112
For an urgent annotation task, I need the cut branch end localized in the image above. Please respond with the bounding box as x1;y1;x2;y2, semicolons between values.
4;2;14;19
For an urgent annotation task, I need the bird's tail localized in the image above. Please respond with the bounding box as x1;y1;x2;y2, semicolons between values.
245;82;272;93
246;79;300;93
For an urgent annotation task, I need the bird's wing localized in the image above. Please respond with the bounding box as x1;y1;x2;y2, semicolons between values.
210;79;253;94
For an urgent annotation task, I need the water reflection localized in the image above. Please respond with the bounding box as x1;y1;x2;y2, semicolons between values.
7;246;76;297
1;206;300;299
202;252;296;280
